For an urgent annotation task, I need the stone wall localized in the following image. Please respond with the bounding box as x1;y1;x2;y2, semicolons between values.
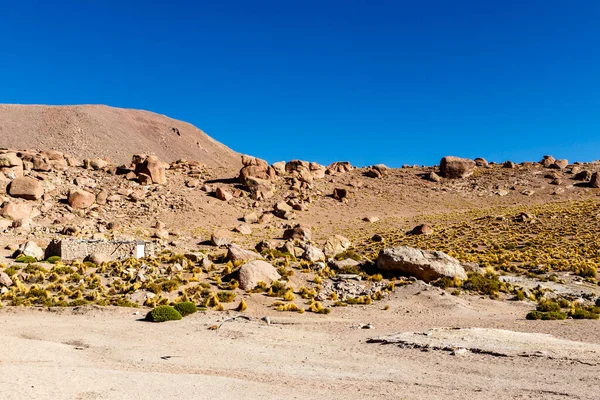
47;239;155;261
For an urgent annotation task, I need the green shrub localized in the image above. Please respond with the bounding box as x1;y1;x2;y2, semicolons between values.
569;307;600;320
145;305;182;322
334;249;362;262
174;301;197;317
536;299;561;313
463;272;500;295
217;291;236;303
577;266;597;279
15;255;37;264
45;256;61;264
526;311;566;320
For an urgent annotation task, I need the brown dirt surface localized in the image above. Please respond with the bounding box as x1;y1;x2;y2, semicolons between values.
0;104;241;168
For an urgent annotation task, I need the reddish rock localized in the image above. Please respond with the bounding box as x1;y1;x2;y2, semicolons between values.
439;156;476;179
68;189;96;209
8;177;44;200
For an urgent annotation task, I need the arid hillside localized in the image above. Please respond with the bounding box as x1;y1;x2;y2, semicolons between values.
0;104;241;168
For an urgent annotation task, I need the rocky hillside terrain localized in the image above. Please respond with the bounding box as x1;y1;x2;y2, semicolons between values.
2;148;600;399
0;104;241;168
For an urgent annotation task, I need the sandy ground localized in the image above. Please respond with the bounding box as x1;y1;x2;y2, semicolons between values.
1;283;599;400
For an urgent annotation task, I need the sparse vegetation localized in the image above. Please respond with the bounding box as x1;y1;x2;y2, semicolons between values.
145;306;183;322
174;301;197;317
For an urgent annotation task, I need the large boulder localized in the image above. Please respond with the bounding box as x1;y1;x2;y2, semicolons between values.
0;152;21;168
239;165;276;185
15;241;45;260
327;161;353;175
246;176;275;200
211;229;232;246
376;246;467;282
68;189;96;209
8;177;44;200
283;224;311;241
302;244;325;262
226;244;263;263
590;172;600;188
540;155;555;168
241;155;269;168
550;159;569;170
0;201;33;221
0;271;13;287
439;156;476;179
238;260;281;290
133;155;167;184
323;235;351;257
0;152;23;178
215;187;233;201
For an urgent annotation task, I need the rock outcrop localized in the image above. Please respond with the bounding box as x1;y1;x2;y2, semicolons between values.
439;156;476;179
376;246;467;282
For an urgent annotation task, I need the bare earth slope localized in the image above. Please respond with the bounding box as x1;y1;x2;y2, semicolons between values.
0;104;241;168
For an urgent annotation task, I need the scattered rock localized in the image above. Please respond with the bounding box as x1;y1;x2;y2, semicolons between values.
15;241;45;260
238;260;281;290
302;244;325;262
227;244;263;263
327;161;353;175
439;156;475;179
474;158;488;167
540;155;555;168
573;170;592;181
0;201;33;221
211;229;232;246
550;159;569;170
133;155;167;184
333;188;348;202
283;224;311;241
425;171;442;182
363;216;380;223
411;224;433;235
234;224;252;235
590;172;600;188
8;177;44;200
215;187;233;201
0;271;13;287
246;177;275;200
323;235;351;257
376;246;467;282
68;189;96;209
86;253;110;265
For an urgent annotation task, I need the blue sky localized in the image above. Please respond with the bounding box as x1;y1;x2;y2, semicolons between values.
1;1;599;167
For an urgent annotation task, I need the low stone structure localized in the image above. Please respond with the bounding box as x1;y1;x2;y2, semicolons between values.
46;239;155;261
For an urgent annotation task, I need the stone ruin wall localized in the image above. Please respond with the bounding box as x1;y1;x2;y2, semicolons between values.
50;240;155;261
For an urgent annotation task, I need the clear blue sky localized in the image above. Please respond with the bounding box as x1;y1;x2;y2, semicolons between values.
1;1;599;167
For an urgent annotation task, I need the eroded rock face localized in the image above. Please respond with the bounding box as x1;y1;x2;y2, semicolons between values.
8;177;44;200
439;156;476;179
376;246;467;282
238;260;281;290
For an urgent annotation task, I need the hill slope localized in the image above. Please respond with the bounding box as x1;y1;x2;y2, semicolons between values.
0;104;241;168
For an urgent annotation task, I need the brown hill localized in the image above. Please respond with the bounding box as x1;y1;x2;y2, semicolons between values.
0;104;241;168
